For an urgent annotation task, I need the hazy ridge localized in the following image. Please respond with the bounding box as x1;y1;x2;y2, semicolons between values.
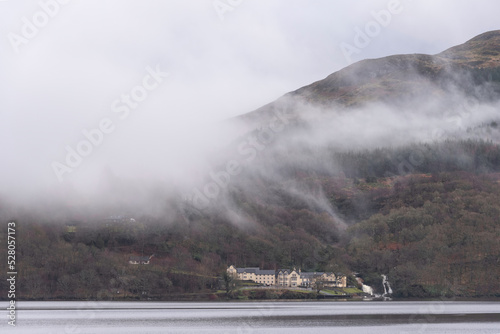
2;31;500;300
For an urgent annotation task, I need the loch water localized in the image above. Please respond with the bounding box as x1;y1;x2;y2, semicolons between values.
4;300;500;333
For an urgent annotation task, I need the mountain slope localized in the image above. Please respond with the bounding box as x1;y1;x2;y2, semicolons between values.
212;31;500;298
238;30;500;127
3;31;500;301
439;30;500;68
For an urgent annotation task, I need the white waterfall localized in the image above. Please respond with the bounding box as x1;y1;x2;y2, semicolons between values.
355;274;392;299
362;284;374;295
355;276;374;296
381;274;393;296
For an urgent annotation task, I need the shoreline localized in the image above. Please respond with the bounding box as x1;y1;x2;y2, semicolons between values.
6;296;500;303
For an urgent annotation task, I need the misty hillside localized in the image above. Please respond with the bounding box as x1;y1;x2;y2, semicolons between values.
238;30;500;127
2;31;500;301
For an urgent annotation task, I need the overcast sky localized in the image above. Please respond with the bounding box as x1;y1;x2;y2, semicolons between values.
1;0;499;202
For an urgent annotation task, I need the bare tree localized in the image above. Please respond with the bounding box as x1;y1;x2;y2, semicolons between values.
222;271;237;296
313;279;326;294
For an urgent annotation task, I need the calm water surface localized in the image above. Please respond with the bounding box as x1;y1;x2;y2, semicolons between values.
3;301;500;333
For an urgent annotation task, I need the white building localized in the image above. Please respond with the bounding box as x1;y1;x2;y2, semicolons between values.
227;266;347;288
227;265;276;285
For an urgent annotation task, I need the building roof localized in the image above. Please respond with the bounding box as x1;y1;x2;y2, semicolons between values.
300;272;323;279
277;269;291;274
257;270;276;275
236;267;257;273
236;267;275;275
